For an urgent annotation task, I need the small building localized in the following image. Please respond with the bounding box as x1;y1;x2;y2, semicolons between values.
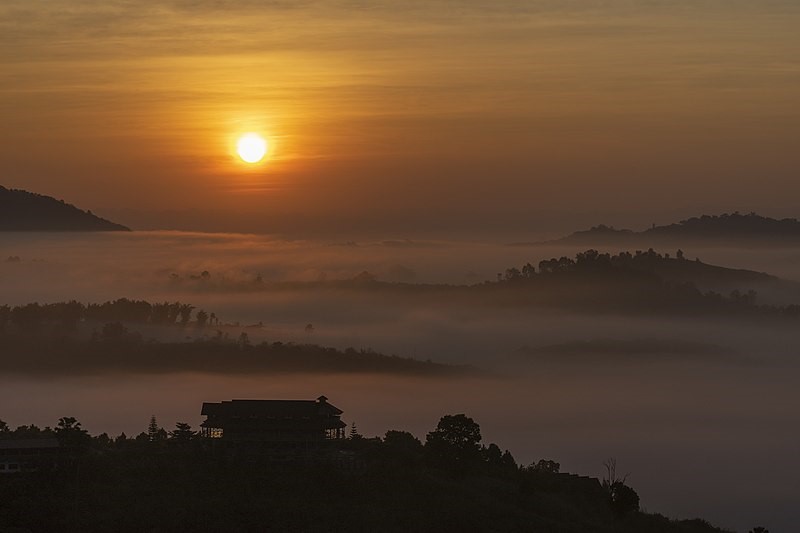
200;396;347;451
0;438;61;474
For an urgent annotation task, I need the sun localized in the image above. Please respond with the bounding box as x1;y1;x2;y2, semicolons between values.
236;133;268;163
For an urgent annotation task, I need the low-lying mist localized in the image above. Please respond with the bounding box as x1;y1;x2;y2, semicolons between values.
3;231;800;303
1;231;799;531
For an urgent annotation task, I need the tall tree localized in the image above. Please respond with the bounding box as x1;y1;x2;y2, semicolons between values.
425;414;482;474
178;304;195;326
55;416;91;448
147;415;166;442
196;310;209;328
169;422;196;442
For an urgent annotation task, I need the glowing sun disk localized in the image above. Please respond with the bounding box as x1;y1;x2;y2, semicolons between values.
237;133;267;163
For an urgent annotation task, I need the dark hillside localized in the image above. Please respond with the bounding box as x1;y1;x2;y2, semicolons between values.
0;415;735;533
542;212;800;246
0;185;129;231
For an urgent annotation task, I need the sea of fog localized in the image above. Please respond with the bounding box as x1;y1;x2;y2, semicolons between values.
1;231;799;532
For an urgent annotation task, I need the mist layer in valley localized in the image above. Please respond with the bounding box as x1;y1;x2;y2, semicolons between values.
1;231;799;531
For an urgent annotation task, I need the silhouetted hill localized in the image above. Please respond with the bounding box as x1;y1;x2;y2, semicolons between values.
167;249;797;316
0;185;129;231
539;212;800;246
0;334;470;377
546;224;636;245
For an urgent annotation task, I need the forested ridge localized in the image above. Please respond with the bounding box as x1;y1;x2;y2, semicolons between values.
0;414;742;533
168;249;798;318
548;212;800;245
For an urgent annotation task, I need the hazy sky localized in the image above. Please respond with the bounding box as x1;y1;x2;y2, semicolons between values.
2;0;799;237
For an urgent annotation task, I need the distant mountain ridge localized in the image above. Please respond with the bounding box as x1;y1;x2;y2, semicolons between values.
538;212;800;246
0;185;129;231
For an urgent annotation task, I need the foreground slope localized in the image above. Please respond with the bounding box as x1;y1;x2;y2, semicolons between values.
0;419;735;533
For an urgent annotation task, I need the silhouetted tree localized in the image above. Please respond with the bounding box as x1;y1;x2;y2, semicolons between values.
55;416;91;448
425;414;482;474
383;430;423;462
169;422;195;442
147;416;159;439
196;310;209;328
95;432;112;448
0;419;9;434
147;416;167;442
602;457;627;487
483;442;503;464
178;304;195;326
500;450;517;470
481;443;517;472
11;424;54;439
609;481;639;518
521;262;536;278
749;527;769;533
166;302;182;324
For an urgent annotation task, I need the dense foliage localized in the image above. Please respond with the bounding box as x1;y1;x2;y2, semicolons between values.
491;249;800;317
0;414;735;533
0;298;216;333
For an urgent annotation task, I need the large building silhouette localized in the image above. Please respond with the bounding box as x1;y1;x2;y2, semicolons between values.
200;396;347;447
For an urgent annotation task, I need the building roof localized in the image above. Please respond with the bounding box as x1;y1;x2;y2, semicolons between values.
201;396;344;428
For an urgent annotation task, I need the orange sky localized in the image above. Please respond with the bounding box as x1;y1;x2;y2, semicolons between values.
2;1;799;237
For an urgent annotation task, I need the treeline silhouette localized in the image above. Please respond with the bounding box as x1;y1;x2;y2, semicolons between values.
502;248;768;282
3;248;798;344
551;211;800;245
0;298;218;333
650;212;800;238
0;331;467;377
0;414;738;532
485;249;795;316
176;249;798;318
